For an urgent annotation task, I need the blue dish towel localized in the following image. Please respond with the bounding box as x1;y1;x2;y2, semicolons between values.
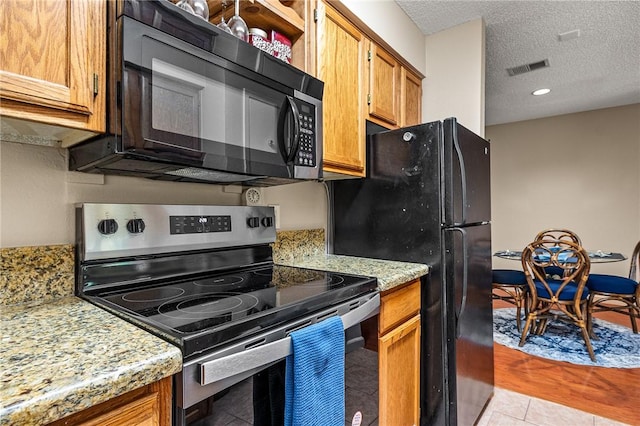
284;316;345;426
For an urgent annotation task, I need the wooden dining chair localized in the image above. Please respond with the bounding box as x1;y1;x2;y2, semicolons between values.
534;229;582;278
492;269;528;331
534;228;582;245
587;240;640;334
520;238;595;361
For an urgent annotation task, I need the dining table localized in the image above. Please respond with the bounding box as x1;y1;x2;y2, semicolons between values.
493;250;627;263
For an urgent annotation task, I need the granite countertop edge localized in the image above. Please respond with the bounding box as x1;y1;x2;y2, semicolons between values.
278;254;430;291
0;297;182;426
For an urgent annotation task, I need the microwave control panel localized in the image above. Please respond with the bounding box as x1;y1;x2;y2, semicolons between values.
295;101;316;168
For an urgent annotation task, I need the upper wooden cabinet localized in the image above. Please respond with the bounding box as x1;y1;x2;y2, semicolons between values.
366;41;401;127
401;67;423;127
0;0;106;144
314;0;366;177
367;43;423;128
311;1;424;178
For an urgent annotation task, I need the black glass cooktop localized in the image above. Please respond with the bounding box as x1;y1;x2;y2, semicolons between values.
84;265;377;359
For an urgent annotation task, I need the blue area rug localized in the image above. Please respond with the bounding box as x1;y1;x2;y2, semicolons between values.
493;308;640;368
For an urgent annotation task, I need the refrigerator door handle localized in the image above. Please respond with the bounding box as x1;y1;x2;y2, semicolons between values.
452;124;468;224
448;227;468;338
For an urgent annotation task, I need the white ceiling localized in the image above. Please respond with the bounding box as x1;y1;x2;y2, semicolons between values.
395;0;640;126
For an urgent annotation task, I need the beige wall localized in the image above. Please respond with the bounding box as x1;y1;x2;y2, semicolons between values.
0;141;327;247
424;19;486;136
340;0;426;75
0;142;237;247
487;104;640;277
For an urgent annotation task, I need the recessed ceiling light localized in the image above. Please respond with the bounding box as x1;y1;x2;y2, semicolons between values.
532;88;551;96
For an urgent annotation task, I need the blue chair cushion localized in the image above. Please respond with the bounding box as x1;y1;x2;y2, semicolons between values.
534;279;589;300
544;266;565;277
586;274;637;295
493;269;527;285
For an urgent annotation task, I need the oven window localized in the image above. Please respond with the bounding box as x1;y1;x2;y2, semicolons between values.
184;347;379;426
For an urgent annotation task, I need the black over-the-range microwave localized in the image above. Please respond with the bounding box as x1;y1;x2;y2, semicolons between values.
69;0;324;186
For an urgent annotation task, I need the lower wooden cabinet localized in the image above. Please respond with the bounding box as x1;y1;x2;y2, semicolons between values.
48;376;172;426
378;279;421;426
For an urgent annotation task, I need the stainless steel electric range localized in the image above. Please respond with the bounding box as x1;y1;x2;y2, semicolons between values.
75;203;379;425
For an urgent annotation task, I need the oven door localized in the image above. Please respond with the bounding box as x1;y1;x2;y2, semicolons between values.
175;294;380;425
118;16;320;180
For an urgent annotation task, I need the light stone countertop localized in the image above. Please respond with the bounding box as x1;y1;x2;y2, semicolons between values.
277;254;430;291
0;297;182;426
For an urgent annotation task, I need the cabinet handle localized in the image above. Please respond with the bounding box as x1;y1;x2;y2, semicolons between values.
93;73;99;96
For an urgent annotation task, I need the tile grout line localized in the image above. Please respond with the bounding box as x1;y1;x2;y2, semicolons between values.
523;397;534;425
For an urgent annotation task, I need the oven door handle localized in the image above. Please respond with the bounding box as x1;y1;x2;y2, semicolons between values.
199;293;380;386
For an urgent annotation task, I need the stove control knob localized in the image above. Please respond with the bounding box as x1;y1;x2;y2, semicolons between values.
126;218;146;234
97;219;118;235
247;217;260;228
261;217;274;227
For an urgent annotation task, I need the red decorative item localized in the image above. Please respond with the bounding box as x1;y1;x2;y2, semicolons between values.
270;30;292;64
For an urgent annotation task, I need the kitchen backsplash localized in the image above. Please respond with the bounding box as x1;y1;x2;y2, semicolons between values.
0;229;326;306
270;229;325;264
1;245;75;306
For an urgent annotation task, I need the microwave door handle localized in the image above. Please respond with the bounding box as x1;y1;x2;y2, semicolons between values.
277;96;301;164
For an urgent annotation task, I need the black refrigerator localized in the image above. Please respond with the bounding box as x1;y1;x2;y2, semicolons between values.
331;118;494;426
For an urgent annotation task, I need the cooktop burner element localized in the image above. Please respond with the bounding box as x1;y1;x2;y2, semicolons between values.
193;276;245;286
75;204;378;360
122;287;186;302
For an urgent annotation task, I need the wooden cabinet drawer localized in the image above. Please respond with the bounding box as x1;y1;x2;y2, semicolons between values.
379;278;421;335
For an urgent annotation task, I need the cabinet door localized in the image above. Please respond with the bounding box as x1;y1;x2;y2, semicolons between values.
379;314;421;426
77;394;160;426
401;68;423;126
0;0;105;134
367;42;400;127
48;376;172;426
315;0;366;177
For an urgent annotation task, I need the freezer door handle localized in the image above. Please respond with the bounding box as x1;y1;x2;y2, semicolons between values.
447;227;468;338
452;124;468;224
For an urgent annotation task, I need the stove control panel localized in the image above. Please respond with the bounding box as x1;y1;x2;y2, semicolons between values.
78;204;276;261
170;215;231;234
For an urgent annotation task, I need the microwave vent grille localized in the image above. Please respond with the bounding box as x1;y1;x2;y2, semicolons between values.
166;168;262;183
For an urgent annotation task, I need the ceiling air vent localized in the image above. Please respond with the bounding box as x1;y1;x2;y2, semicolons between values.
506;59;550;76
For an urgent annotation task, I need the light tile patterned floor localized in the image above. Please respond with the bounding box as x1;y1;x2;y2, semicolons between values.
476;388;631;426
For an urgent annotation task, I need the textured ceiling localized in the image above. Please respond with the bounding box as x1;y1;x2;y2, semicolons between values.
395;0;640;125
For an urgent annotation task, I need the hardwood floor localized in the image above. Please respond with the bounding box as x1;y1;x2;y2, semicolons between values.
493;300;640;425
